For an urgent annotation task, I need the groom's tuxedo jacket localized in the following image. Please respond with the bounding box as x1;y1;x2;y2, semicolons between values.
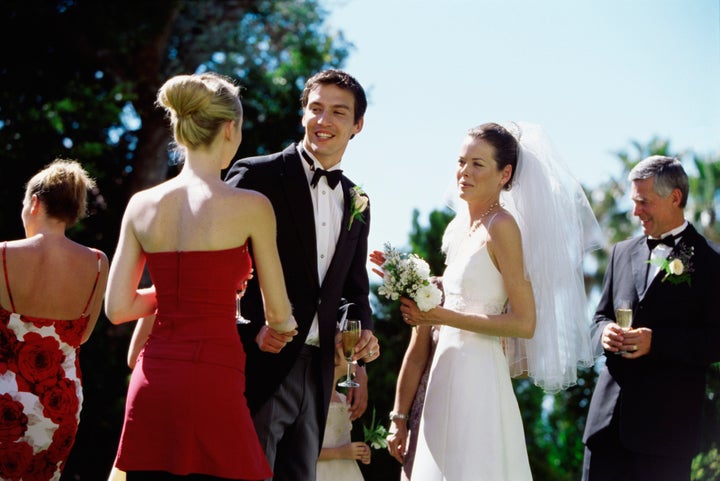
583;223;720;459
224;143;372;433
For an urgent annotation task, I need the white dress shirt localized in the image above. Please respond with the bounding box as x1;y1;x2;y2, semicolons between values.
299;144;344;346
646;220;688;289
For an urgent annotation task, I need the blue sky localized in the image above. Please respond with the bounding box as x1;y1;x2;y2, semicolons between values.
321;0;720;252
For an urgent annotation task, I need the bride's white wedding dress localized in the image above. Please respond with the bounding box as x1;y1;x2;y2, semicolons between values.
411;220;532;481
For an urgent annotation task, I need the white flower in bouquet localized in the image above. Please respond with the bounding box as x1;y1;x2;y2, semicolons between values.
415;283;443;312
377;242;442;312
409;255;431;279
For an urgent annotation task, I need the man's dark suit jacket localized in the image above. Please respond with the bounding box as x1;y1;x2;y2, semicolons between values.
224;143;372;440
583;223;720;460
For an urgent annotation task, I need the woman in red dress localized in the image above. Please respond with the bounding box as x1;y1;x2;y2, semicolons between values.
105;72;297;480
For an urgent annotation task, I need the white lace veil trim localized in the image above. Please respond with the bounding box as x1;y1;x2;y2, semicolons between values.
442;121;604;393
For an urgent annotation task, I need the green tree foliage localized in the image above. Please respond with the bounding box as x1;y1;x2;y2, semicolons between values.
1;1;350;479
2;1;718;479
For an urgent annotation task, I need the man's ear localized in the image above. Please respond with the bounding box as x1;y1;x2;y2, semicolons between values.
350;117;364;140
670;188;683;207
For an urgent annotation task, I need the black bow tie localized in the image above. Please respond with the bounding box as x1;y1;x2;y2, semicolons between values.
301;149;342;189
310;168;342;189
647;235;676;250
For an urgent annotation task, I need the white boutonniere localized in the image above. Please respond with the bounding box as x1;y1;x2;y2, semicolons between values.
649;244;694;286
347;185;369;230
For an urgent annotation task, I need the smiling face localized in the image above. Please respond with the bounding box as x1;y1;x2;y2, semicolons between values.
301;83;363;169
631;176;684;238
456;136;512;204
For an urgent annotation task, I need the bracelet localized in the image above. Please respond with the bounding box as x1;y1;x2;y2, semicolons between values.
389;411;409;421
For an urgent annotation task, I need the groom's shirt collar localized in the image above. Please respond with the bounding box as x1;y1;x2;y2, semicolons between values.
649;220;688;243
297;143;343;175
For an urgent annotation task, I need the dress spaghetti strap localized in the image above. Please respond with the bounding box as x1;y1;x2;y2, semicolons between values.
2;241;17;312
81;249;102;317
485;211;501;230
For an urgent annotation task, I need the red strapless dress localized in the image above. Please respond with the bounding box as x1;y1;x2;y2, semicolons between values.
114;244;271;479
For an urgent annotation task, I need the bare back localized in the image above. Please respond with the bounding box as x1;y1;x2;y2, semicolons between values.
129;177;262;253
106;172;288;325
0;236;108;323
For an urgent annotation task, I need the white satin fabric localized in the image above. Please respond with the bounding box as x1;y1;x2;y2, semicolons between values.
412;232;532;481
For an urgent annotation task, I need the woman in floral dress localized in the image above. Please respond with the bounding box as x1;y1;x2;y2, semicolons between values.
0;159;109;480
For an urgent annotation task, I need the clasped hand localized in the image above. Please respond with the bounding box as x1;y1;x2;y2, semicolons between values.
602;323;652;358
256;324;298;353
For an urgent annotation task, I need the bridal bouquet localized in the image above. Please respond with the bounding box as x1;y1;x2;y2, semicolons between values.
377;242;442;312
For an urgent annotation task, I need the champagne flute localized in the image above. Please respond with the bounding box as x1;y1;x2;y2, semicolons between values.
338;319;361;388
235;281;250;325
614;301;633;355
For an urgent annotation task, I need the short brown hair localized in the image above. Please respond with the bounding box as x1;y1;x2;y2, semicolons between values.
25;158;96;226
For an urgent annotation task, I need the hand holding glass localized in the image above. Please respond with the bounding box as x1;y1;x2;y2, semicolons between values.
338;319;361;388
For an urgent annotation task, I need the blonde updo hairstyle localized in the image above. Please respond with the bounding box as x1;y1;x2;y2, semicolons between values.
25;158;96;227
156;72;242;151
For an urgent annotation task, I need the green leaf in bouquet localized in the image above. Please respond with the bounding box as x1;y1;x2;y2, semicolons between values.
363;407;389;450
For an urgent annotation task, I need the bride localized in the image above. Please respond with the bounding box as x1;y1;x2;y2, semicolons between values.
392;122;601;480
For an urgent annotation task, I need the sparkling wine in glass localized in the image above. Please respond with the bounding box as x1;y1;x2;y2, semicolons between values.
338;319;361;388
615;308;633;329
614;302;633;355
235;282;250;325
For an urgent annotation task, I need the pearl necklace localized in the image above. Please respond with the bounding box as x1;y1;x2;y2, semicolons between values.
468;201;501;235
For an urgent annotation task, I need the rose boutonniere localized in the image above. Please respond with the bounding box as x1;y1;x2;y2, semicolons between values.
362;407;389;450
649;244;694;286
347;185;369;230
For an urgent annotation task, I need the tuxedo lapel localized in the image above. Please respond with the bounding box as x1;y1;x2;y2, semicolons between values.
631;239;651;300
338;177;353;241
281;148;320;286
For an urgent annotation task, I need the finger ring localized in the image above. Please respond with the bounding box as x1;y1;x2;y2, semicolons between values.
367;350;376;357
632;345;638;351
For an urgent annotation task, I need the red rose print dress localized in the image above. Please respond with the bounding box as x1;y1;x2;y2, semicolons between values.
0;242;102;481
113;244;272;479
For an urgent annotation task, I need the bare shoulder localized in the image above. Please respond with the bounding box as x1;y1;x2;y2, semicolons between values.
73;244;110;283
224;184;272;210
486;209;521;242
88;245;110;267
217;185;274;229
124;184;164;214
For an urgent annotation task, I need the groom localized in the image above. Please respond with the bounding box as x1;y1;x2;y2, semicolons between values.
225;69;378;480
582;155;720;481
